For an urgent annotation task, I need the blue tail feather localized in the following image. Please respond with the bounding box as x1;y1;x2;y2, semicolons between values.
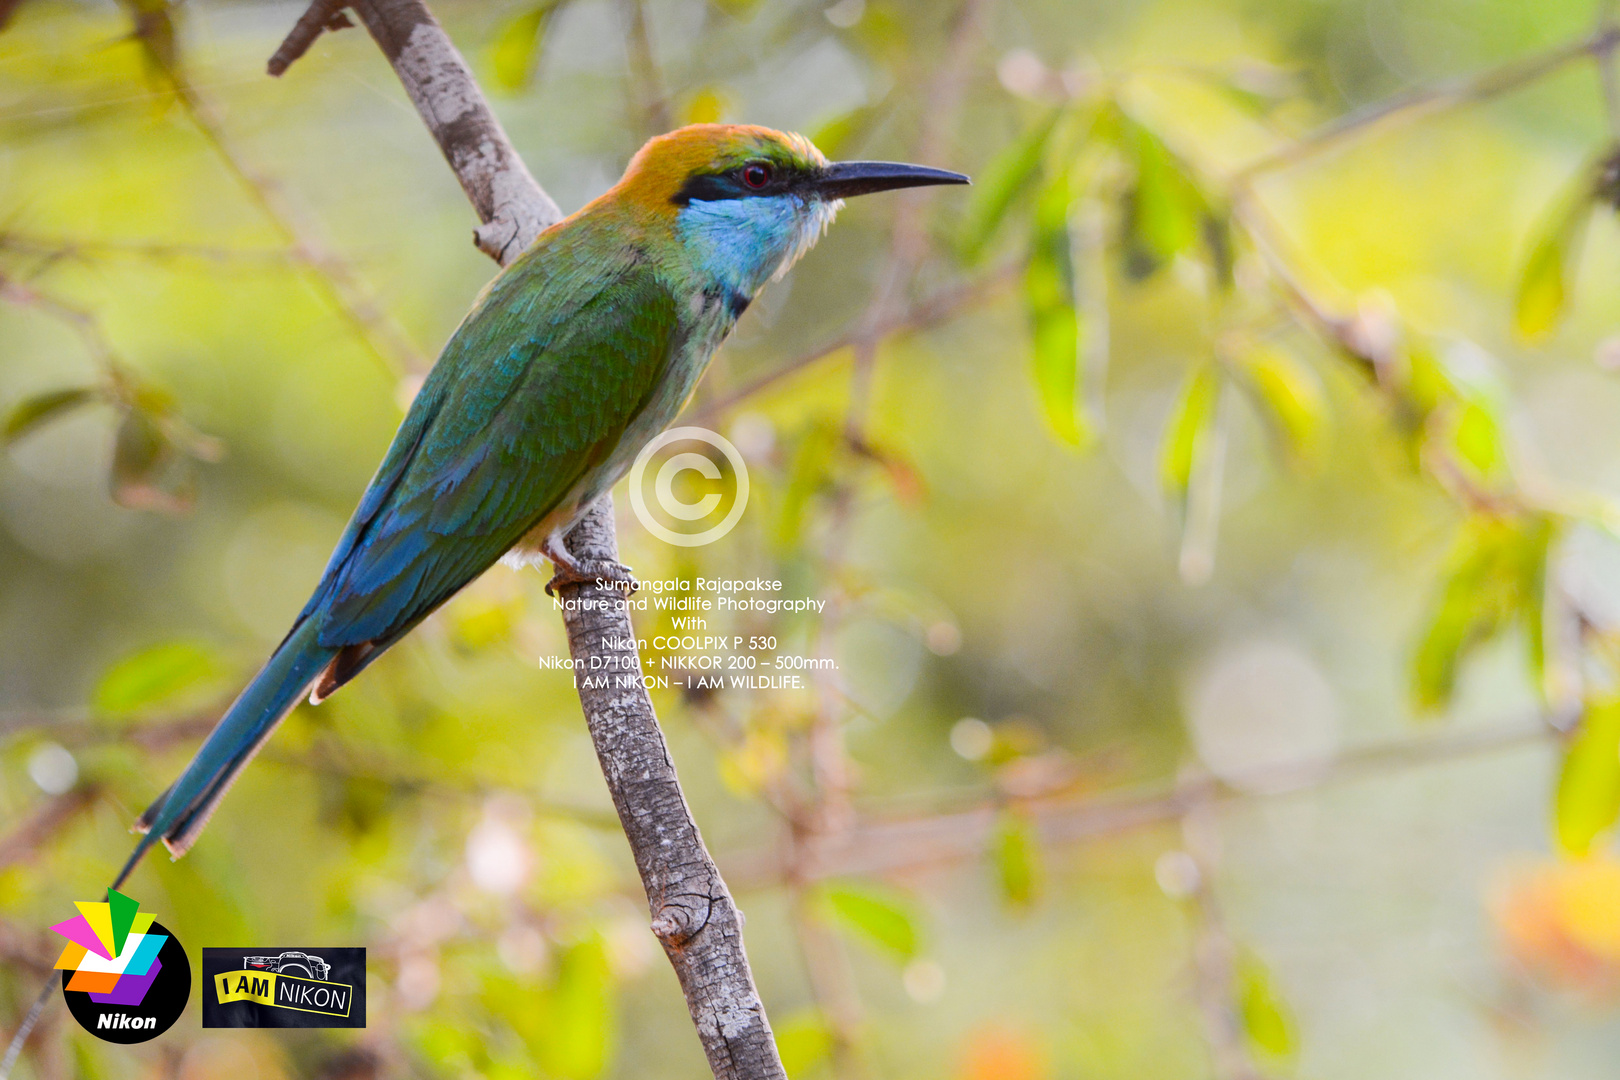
115;619;336;887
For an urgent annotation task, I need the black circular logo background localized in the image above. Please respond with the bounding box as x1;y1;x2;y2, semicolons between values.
62;921;190;1044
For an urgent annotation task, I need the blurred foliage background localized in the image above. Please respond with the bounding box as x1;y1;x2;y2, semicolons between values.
5;0;1620;1077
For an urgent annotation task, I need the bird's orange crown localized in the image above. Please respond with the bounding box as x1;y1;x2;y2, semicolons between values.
609;124;828;211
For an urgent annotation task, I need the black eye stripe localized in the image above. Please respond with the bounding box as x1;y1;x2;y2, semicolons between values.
672;163;811;205
674;174;743;204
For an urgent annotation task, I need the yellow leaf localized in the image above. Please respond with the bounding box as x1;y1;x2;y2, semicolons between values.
1236;952;1297;1061
774;1009;835;1078
1555;698;1620;855
489;3;557;93
1235;345;1326;463
1410;515;1551;711
817;880;921;961
680;86;730;126
1514;165;1596;341
1159;364;1220;502
992;810;1040;908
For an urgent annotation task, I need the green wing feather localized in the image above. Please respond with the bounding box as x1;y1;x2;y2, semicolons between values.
300;240;678;672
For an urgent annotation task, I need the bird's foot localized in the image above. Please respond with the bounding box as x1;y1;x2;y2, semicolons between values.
545;558;638;597
542;532;638;596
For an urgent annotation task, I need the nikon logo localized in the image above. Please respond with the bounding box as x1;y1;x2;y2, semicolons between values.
203;947;366;1028
276;978;349;1013
213;969;352;1017
96;1014;158;1030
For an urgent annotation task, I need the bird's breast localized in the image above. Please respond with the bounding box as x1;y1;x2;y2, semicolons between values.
502;282;738;567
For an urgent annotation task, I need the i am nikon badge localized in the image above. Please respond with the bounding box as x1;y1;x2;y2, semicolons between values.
202;948;366;1028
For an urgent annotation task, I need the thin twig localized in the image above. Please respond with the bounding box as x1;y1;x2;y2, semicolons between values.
0;272;121;367
267;0;353;77
0;232;300;268
693;260;1019;425
124;11;426;376
1231;26;1620;184
1180;787;1267;1080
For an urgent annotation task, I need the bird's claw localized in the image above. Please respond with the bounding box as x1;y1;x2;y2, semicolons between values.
545;558;638;597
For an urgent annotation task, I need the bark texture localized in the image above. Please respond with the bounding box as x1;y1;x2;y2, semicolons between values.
557;505;786;1080
273;2;786;1076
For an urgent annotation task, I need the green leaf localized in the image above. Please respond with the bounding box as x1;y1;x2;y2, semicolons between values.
1159;363;1220;503
1515;166;1597;341
542;936;613;1080
485;933;614;1080
93;639;228;717
1236;951;1297;1061
112;405;165;479
1024;174;1087;446
774;1009;835;1078
1399;339;1512;483
1235;345;1326;464
956;111;1060;264
490;2;559;92
1410;515;1552;711
110;405;193;512
1554;697;1620;855
992;810;1040;908
818;880;920;962
774;418;841;552
1202;210;1235;289
1447;399;1508;477
1123;117;1204;268
109;400;214;513
3;386;97;444
1525;519;1550;699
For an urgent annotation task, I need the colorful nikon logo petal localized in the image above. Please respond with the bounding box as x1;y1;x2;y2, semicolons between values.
52;888;161;1005
51;889;190;1043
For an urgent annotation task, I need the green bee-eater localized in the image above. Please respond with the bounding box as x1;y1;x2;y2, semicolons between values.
114;123;967;885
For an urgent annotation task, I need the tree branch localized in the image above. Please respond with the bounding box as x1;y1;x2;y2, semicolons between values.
275;2;784;1076
555;506;786;1079
266;0;352;77
1230;25;1620;183
341;0;561;264
724;715;1554;888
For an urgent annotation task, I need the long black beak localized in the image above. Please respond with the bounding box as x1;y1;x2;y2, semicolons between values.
815;160;971;199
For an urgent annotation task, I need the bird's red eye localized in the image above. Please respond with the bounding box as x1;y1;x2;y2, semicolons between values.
742;163;771;189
